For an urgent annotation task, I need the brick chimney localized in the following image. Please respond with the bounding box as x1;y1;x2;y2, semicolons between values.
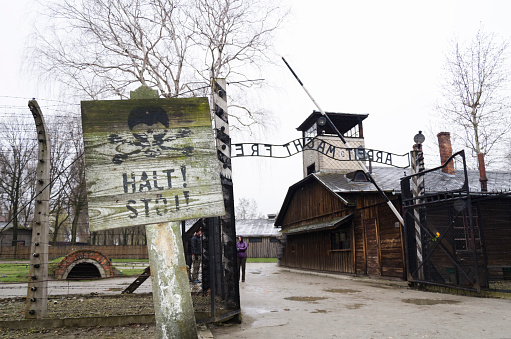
437;132;454;175
477;153;488;192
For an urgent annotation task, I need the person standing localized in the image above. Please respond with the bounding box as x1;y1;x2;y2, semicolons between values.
190;228;202;283
237;235;248;282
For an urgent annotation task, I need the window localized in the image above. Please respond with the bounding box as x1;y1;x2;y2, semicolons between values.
270;238;279;243
331;229;351;250
249;237;262;243
307;163;316;175
346;170;369;182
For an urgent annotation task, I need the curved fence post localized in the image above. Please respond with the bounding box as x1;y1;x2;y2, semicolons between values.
25;99;51;319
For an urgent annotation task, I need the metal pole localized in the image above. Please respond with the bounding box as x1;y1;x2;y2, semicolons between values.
211;79;240;313
410;144;425;280
282;57;405;225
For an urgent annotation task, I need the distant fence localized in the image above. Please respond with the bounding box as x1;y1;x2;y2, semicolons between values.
0;240;282;260
0;245;149;260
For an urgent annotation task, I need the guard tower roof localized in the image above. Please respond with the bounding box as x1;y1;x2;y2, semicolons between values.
296;111;369;134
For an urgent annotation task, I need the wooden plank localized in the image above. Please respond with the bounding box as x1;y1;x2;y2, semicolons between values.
364;218;379;276
81;98;224;231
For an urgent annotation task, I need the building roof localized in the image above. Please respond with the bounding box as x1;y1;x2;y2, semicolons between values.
235;218;281;237
0;222;32;233
275;166;511;226
315;167;511;194
281;214;352;235
296;111;368;134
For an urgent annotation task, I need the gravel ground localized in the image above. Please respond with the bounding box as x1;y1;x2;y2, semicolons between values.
0;293;154;322
0;294;157;338
0;290;216;338
0;323;157;339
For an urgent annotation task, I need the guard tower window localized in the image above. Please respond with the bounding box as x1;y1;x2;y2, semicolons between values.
302;114;363;139
307;163;316;175
304;124;317;139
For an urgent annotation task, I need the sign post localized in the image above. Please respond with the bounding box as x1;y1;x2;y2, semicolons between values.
81;87;225;338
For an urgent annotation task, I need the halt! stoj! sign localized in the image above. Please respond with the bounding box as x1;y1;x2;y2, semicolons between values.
81;97;225;231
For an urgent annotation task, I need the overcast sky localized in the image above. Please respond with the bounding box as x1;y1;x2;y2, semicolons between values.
2;1;511;216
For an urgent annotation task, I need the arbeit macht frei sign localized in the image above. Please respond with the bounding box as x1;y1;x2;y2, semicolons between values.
81;97;225;231
232;137;410;168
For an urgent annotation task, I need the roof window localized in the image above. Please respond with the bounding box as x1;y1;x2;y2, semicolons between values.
346;170;370;182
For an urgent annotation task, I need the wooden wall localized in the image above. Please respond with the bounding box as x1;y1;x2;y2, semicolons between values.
353;193;405;279
1;239;285;261
280;180;348;228
279;180;405;280
280;231;354;273
479;198;511;280
245;237;280;258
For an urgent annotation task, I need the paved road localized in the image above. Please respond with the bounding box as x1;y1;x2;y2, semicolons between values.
211;263;511;339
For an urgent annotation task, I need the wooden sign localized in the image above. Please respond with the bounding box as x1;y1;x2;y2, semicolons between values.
81;98;225;231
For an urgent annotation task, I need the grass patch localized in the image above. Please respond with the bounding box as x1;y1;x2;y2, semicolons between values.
111;258;149;263
51;257;65;264
0;263;30;283
118;268;146;276
247;258;278;263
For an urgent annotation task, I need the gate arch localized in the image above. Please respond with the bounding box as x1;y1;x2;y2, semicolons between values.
54;250;114;280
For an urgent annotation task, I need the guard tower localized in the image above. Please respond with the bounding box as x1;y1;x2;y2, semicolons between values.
296;111;368;177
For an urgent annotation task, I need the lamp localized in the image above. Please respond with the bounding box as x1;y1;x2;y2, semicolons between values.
414;131;425;144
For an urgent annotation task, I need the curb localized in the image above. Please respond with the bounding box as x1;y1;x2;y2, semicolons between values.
280;267;408;289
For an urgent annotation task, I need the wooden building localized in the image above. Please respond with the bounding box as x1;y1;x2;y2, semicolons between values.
236;215;282;258
276;168;405;278
276;112;511;285
0;222;32;247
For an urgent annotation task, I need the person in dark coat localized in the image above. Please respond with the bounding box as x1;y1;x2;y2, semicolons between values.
190;228;202;283
237;235;248;282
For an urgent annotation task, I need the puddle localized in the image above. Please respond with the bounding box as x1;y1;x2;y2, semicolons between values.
310;309;328;313
346;303;365;309
402;298;461;306
284;296;327;303
324;288;360;294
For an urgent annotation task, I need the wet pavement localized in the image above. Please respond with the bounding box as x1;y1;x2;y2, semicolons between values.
210;263;511;338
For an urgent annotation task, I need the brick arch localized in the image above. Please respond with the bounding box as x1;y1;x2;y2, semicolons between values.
54;250;114;279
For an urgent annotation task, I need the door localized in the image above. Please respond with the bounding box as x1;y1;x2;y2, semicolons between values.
364;219;380;276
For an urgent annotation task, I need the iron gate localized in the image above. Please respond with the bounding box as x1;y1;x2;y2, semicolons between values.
401;151;483;292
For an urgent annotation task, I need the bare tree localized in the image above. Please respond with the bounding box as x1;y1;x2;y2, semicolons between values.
191;0;285;80
191;0;286;130
65;126;88;245
0;118;37;243
30;0;287;128
436;27;511;169
30;0;196;99
235;197;263;220
47;116;75;244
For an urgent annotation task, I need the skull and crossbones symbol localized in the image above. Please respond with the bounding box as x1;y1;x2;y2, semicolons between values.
108;106;194;164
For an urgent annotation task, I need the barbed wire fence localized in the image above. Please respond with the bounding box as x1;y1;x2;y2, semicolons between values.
0;94;240;325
